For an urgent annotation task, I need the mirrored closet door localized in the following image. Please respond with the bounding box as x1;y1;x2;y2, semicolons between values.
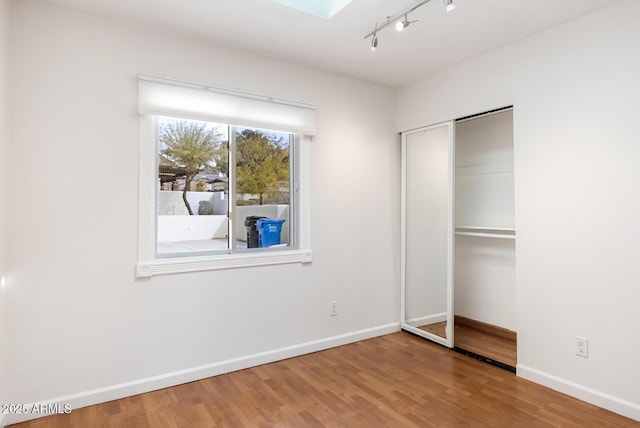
401;121;454;348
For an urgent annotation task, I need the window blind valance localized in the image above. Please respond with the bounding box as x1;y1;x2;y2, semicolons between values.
138;74;317;135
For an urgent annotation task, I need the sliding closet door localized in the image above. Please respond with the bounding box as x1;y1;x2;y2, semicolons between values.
401;121;454;348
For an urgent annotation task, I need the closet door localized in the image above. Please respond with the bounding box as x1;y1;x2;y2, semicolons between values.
401;121;454;348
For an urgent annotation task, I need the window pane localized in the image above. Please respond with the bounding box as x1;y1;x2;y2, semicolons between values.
156;117;229;256
234;127;291;250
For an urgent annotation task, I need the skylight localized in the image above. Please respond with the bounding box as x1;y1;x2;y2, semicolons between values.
272;0;354;19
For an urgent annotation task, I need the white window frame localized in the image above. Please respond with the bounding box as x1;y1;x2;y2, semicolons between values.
135;76;313;277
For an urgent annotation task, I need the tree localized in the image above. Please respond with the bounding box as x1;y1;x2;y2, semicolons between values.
160;120;222;215
236;129;289;205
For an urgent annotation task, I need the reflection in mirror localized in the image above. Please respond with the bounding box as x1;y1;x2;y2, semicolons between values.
403;123;452;345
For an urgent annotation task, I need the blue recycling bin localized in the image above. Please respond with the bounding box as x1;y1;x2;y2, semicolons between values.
244;216;266;248
256;218;286;247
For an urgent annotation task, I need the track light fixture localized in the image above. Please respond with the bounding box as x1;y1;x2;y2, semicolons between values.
371;24;378;51
395;14;410;32
443;0;456;12
364;0;456;51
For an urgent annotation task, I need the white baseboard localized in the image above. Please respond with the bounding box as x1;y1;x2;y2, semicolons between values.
2;323;400;427
517;364;640;422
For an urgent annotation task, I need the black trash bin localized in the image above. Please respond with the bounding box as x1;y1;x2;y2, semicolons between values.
244;216;266;248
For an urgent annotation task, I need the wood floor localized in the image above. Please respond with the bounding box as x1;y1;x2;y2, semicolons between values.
9;332;637;427
454;323;517;368
419;321;517;368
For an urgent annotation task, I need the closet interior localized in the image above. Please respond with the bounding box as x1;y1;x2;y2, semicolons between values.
454;108;516;369
401;107;516;370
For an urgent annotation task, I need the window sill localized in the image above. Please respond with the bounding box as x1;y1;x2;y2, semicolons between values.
136;250;312;277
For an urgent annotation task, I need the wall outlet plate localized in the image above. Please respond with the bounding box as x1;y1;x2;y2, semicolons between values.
575;336;589;358
329;300;338;316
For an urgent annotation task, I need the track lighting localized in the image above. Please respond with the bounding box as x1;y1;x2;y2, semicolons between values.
396;14;410;31
370;35;378;51
371;25;378;51
443;0;456;12
364;0;456;51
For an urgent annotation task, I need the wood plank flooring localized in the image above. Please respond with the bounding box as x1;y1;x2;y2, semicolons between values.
9;332;638;427
419;321;517;368
454;323;517;367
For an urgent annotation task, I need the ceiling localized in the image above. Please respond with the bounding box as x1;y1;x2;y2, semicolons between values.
43;0;619;87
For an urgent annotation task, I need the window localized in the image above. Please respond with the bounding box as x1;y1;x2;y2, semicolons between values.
157;117;294;256
136;75;314;277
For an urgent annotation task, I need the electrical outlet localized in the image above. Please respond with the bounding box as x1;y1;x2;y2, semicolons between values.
575;336;589;358
329;300;338;317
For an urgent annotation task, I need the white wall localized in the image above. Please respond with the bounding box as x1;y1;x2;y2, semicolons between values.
398;0;640;420
0;0;9;423
454;238;516;330
455;111;515;228
5;0;399;423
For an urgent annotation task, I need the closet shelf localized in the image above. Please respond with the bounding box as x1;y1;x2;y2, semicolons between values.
455;231;515;239
456;226;515;231
455;162;514;177
455;226;516;239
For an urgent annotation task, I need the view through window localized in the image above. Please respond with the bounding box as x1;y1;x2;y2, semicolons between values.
156;117;293;257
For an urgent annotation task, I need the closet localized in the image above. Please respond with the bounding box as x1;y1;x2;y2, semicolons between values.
401;107;516;369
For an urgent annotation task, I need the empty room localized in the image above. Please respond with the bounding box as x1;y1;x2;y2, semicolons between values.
0;0;639;426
